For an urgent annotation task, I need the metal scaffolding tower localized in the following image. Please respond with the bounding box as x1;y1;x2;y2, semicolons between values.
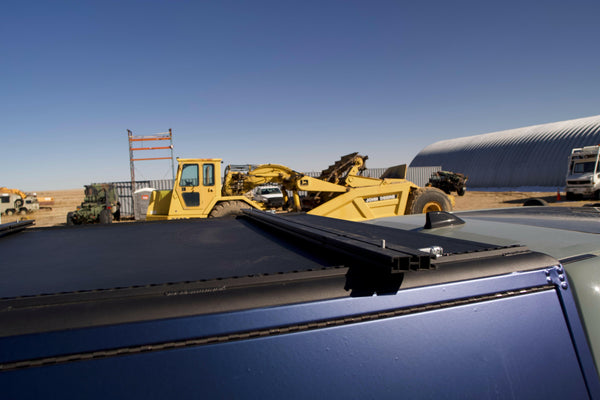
127;129;175;195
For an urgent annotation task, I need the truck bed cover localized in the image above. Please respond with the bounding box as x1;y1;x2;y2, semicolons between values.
1;210;598;398
1;211;554;335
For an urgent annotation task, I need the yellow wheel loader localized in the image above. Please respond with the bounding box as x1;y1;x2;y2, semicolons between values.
146;153;453;222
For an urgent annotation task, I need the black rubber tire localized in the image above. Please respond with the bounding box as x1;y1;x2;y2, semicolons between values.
5;209;14;216
594;190;600;201
66;212;75;225
523;198;548;207
209;201;252;218
19;208;27;215
457;187;466;196
14;199;23;208
99;209;113;224
406;187;452;214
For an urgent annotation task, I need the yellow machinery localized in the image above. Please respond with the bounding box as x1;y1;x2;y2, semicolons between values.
146;153;453;222
0;187;28;199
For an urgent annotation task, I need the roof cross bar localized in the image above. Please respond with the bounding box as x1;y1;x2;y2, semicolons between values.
241;209;432;272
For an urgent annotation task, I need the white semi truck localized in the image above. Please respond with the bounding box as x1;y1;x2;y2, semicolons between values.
565;145;600;200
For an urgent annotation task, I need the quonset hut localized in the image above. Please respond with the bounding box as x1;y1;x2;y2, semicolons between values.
409;115;600;188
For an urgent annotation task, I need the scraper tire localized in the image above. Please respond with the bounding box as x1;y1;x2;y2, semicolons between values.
209;201;252;218
407;187;452;214
523;198;548;207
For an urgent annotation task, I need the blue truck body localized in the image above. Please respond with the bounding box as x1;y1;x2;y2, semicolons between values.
1;209;599;398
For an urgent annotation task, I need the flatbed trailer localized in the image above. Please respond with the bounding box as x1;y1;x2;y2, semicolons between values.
0;210;599;399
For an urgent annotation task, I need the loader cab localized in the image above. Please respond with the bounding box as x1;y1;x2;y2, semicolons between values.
175;159;222;213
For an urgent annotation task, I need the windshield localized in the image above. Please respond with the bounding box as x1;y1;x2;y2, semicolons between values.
260;188;281;195
573;162;597;174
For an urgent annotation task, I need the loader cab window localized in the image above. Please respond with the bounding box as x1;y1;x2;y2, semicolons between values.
1;196;9;204
203;164;215;186
180;164;199;187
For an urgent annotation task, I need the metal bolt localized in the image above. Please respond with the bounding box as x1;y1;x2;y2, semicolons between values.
561;282;568;289
559;274;565;281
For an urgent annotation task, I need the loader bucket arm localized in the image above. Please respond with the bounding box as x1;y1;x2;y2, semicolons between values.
315;152;367;185
222;164;297;196
221;162;353;211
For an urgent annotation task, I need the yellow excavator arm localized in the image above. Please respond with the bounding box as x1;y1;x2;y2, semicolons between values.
0;187;27;199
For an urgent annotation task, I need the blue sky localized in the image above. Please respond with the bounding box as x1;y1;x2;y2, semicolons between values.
3;0;600;190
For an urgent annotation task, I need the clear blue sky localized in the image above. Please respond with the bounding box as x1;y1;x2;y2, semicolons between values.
3;0;600;191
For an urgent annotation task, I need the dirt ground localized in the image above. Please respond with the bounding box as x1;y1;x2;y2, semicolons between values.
2;188;598;228
1;189;84;227
453;190;599;210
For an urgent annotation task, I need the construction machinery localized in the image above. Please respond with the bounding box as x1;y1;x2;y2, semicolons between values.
0;188;39;216
146;153;453;221
427;170;468;196
67;184;121;225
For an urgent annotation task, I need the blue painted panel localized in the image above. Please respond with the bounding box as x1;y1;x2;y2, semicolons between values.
1;269;551;364
2;290;591;399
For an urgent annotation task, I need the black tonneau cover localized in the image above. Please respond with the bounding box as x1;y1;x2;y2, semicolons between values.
0;211;557;336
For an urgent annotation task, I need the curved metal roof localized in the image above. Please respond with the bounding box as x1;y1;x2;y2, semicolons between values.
410;115;600;187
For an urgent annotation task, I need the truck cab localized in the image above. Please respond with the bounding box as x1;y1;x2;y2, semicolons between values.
251;185;284;208
566;145;600;200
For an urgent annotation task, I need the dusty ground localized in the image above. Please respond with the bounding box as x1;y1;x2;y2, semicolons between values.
2;188;598;228
453;190;598;211
1;189;84;227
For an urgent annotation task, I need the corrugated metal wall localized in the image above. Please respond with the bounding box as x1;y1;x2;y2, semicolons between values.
406;166;442;187
410;115;600;188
